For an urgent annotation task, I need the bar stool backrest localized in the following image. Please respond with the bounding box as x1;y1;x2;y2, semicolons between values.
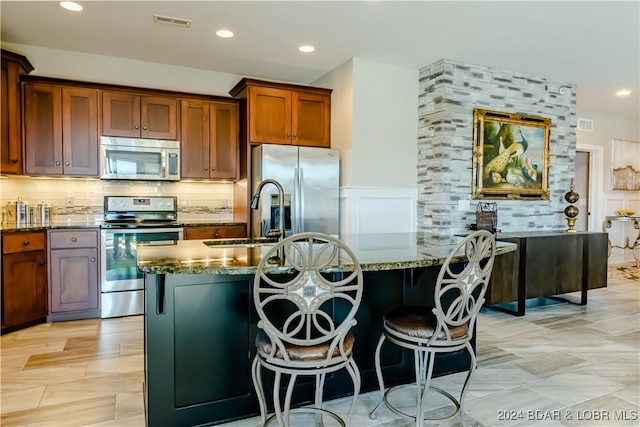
432;230;496;346
253;232;363;365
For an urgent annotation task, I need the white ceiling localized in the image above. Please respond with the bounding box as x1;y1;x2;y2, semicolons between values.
1;1;638;119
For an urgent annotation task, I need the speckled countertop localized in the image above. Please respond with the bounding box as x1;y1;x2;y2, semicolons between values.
0;220;246;233
137;232;517;275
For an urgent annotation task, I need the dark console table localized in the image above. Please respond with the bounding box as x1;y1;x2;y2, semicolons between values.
485;231;608;316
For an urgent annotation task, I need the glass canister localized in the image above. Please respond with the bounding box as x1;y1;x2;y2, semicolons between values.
36;203;52;226
6;200;30;225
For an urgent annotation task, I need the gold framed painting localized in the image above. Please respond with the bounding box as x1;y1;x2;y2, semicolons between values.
472;108;551;200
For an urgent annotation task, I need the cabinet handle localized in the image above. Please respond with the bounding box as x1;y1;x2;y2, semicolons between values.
293;134;297;138
204;167;209;171
143;126;147;130
211;167;216;171
55;161;61;166
90;257;96;262
23;240;30;245
65;161;70;166
287;133;291;138
214;232;219;238
135;125;139;130
10;159;18;164
71;237;77;242
39;261;45;266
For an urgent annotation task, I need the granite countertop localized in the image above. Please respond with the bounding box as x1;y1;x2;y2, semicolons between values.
0;219;247;233
137;232;518;275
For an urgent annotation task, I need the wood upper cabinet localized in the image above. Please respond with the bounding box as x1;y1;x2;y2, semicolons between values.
230;78;331;148
102;91;177;140
1;231;48;332
180;99;239;179
23;83;99;176
1;49;33;175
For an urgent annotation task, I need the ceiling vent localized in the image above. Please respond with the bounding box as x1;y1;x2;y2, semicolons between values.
577;118;594;131
153;15;191;28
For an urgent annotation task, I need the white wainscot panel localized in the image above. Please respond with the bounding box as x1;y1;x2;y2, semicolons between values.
340;187;417;237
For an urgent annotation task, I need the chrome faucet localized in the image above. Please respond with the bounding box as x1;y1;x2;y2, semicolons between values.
250;179;286;242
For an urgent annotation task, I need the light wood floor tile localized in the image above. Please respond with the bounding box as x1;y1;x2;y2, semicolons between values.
115;392;145;419
0;385;46;413
84;354;143;378
0;395;115;427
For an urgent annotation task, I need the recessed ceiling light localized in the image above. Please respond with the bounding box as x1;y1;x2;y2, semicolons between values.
616;89;631;96
60;1;83;12
216;29;234;38
299;45;315;53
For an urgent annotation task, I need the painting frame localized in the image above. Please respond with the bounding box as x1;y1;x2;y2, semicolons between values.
472;108;551;200
611;139;640;191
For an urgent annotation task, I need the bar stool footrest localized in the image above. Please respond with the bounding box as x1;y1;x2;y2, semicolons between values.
383;383;461;423
265;406;346;427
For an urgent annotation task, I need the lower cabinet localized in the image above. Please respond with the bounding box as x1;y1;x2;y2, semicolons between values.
145;274;257;427
183;224;247;240
1;231;48;333
48;229;100;321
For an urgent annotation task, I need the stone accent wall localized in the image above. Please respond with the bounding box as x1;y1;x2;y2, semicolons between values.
417;59;577;234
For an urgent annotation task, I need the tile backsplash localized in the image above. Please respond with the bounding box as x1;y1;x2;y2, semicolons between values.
0;176;235;222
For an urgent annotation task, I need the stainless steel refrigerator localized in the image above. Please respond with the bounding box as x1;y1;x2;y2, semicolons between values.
251;144;340;238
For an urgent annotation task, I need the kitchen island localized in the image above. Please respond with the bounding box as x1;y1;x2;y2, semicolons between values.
138;233;517;427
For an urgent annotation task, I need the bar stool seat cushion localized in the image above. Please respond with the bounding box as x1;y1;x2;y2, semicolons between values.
384;306;469;341
256;330;355;361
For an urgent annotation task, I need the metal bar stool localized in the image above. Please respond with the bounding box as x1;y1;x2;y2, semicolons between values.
369;230;496;427
251;232;364;427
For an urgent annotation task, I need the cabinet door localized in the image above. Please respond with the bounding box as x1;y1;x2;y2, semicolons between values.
49;248;99;313
1;62;22;174
248;86;291;145
102;91;141;137
145;274;257;427
180;99;210;178
62;87;99;175
292;91;331;148
2;250;47;328
24;84;63;174
142;96;177;140
210;102;238;179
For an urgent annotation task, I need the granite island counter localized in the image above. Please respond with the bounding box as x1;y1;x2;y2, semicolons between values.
139;233;517;427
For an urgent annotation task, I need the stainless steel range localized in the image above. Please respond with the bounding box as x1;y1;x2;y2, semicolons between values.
100;196;183;318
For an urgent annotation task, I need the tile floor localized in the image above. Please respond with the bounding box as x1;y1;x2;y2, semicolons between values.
1;263;638;427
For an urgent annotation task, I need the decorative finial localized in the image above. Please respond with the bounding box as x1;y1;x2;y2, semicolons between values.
564;178;580;232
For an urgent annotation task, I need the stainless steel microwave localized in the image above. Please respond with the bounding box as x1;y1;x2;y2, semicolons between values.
100;136;180;181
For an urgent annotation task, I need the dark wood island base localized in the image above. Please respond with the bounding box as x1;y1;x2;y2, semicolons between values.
484;231;608;316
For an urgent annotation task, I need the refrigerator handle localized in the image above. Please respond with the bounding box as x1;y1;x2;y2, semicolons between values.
299;168;305;233
294;167;299;234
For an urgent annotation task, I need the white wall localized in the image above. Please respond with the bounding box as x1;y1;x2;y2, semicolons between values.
315;58;419;235
313;60;354;187
351;58;418;189
2;42;241;97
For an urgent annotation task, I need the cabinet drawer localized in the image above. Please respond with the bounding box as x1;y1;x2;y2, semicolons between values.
49;230;98;249
184;225;247;240
2;232;46;253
